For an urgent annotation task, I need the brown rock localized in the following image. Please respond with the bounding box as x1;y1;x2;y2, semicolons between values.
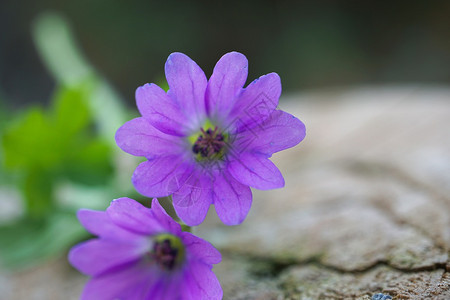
2;86;449;299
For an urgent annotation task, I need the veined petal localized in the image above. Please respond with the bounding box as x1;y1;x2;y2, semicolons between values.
150;198;181;235
206;52;248;119
213;172;252;225
180;261;223;300
115;117;184;157
146;273;183;300
77;210;143;241
132;156;194;198
165;52;208;125
136;83;188;136
172;170;213;226
81;263;154;300
227;152;285;190
107;197;164;235
69;239;149;277
237;110;306;156
181;232;221;265
227;73;281;132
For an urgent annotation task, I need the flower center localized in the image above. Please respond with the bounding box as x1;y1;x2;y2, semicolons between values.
192;126;227;160
150;234;184;271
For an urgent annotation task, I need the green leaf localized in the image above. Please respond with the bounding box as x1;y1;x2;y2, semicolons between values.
2;85;97;171
0;211;87;269
52;85;91;137
63;139;113;186
22;168;54;219
1;83;115;220
2;107;60;170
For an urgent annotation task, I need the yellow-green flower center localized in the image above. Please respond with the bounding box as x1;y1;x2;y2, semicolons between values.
188;120;228;161
150;234;185;271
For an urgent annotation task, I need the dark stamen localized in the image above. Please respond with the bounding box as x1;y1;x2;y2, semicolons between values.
150;239;179;271
192;126;226;159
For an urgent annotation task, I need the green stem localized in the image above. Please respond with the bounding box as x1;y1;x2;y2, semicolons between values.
157;195;192;232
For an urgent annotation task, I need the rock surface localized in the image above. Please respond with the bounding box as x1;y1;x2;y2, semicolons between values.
1;86;449;299
199;86;450;299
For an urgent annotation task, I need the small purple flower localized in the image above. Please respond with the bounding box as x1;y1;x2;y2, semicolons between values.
116;52;306;226
69;198;222;300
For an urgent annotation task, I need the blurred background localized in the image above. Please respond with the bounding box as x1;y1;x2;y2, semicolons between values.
0;0;449;298
1;1;450;108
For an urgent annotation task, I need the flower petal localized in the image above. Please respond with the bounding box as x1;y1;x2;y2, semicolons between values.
181;231;221;265
77;209;143;241
69;239;149;276
206;52;248;119
227;152;285;190
81;263;154;300
146;273;183;299
236;110;306;156
165;52;208;125
136;83;188;136
172;170;213;226
115;117;183;157
132;156;194;198
213;172;252;225
227;73;281;132
106;197;165;235
150;198;181;235
180;261;223;300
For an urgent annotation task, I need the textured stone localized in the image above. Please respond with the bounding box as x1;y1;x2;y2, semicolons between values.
0;258;85;300
1;86;449;299
196;86;450;298
279;265;449;299
214;254;284;300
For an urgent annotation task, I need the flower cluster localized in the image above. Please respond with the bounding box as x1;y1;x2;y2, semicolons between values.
69;52;305;299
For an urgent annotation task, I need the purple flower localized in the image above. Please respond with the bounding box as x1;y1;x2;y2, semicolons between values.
69;198;222;300
116;52;306;226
